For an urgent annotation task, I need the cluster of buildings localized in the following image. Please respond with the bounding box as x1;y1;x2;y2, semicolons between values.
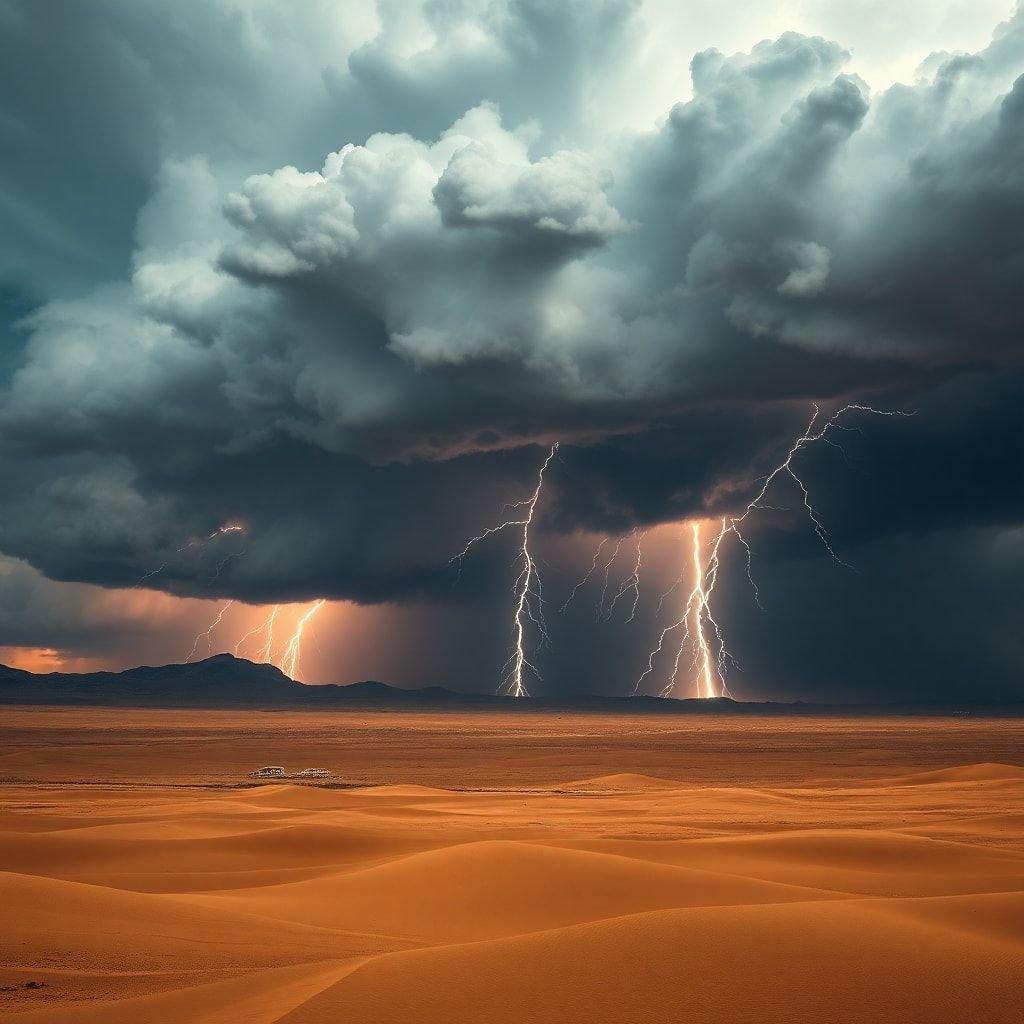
250;766;331;779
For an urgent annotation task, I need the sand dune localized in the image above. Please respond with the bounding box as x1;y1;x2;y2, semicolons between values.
190;840;838;943
1;870;393;969
885;762;1024;785
661;830;1024;896
6;960;364;1024
0;822;436;880
1;866;401;1018
560;771;687;791
2;710;1023;1022
280;899;1024;1024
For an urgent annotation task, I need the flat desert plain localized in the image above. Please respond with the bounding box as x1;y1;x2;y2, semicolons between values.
2;708;1023;1023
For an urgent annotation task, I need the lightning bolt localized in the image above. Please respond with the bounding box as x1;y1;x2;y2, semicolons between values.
256;605;281;663
233;605;278;658
136;522;247;588
205;523;246;541
636;403;911;698
185;600;235;662
559;536;608;613
212;541;247;581
595;536;625;619
135;563;169;586
276;600;326;680
687;522;721;699
231;602;322;682
228;602;322;680
635;521;728;699
452;443;559;697
604;530;646;622
561;530;645;622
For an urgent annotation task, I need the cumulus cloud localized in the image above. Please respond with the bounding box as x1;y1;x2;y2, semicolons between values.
433;141;625;245
222;167;360;278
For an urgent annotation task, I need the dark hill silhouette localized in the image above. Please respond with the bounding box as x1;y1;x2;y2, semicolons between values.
0;654;477;708
0;653;302;704
0;654;1021;715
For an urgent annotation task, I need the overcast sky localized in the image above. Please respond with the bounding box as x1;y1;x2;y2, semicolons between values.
1;0;1022;701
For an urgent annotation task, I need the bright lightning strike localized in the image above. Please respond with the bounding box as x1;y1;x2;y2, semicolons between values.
452;443;559;697
687;522;721;699
186;598;322;681
213;523;244;537
634;521;730;699
228;602;323;681
636;403;911;699
275;600;326;680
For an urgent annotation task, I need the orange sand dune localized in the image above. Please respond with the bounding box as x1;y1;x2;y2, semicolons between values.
281;899;1024;1024
6;960;366;1024
190;840;838;943
559;771;687;791
2;708;1023;1022
885;762;1024;785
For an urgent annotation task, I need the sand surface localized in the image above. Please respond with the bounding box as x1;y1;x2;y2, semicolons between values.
1;708;1023;1022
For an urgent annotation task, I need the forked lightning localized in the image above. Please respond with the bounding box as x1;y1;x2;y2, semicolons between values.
452;443;559;697
636;403;910;698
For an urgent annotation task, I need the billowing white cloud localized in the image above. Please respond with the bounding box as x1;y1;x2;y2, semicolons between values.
223;168;360;277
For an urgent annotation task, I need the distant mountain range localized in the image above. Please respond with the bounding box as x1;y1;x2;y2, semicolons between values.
0;654;470;708
1;653;1022;715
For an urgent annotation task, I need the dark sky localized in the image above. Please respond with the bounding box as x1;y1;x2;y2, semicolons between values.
0;0;1022;701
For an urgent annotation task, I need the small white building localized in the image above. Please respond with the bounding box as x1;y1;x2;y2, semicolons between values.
251;765;286;778
295;768;331;778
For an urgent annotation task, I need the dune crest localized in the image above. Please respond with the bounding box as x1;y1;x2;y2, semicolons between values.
889;762;1024;785
560;772;687;792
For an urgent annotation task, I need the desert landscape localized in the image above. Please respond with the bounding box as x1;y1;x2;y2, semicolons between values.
4;2;1024;1022
2;707;1023;1023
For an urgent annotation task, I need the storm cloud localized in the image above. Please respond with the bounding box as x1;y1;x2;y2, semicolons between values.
1;0;1022;698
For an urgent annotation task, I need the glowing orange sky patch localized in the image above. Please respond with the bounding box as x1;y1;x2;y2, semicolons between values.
0;647;107;674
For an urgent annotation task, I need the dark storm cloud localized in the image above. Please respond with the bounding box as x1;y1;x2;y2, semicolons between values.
332;0;640;147
0;554;174;656
553;368;1024;541
0;0;383;301
1;1;1023;697
713;523;1024;703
